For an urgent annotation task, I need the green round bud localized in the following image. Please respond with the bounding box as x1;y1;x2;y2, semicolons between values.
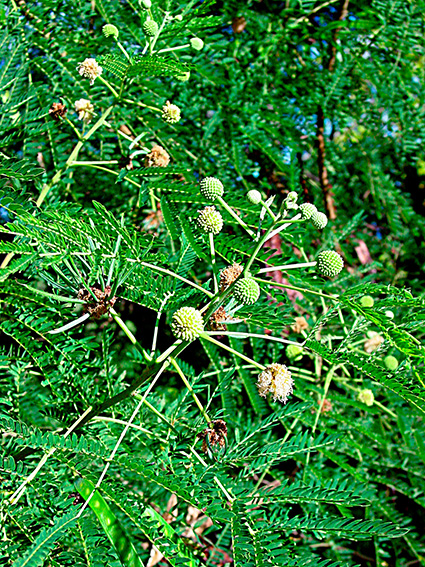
384;355;399;371
174;14;183;21
299;202;317;220
316;250;344;277
200;177;224;201
190;37;204;51
143;19;159;37
247;190;262;205
385;310;395;320
311;211;328;230
360;295;374;308
197;206;223;234
141;0;152;8
233;277;261;305
287;191;298;202
286;344;303;359
102;24;119;39
358;389;374;407
171;307;204;342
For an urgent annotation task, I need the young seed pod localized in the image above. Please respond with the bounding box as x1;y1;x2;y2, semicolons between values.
233;277;260;305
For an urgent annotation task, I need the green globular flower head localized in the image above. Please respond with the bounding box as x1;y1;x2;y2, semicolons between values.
384;355;399;371
197;206;223;234
247;190;262;205
316;250;344;277
102;24;119;39
200;177;224;201
143;19;159;37
358;389;374;406
287;191;298;202
360;295;374;308
286;344;303;359
141;0;152;7
233;277;260;305
311;211;328;229
171;307;204;342
190;37;204;51
299;202;317;220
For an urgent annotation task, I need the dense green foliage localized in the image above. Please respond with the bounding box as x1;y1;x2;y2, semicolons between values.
1;1;425;566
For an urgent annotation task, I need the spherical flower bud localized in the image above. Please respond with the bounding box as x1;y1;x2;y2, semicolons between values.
75;99;94;124
311;211;328;229
385;310;395;320
174;14;183;21
384;355;399;371
200;177;224;201
233;277;260;305
162;100;181;124
141;0;152;7
257;363;294;403
247;190;262;205
358;389;374;407
190;37;204;51
171;307;204;342
143;19;159;37
299;202;317;220
316;250;344;277
102;24;119;39
360;295;374;308
197;206;223;234
287;191;298;202
286;344;303;359
77;58;103;85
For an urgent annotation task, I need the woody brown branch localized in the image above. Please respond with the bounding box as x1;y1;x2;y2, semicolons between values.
317;0;350;220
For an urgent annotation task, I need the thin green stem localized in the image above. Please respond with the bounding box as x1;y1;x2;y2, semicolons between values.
209;233;219;294
156;44;190;54
243;224;275;277
202;333;264;370
259;199;277;221
97;75;120;98
207;330;304;347
122;97;162;112
257;261;316;274
216;195;256;238
170;358;211;424
254;276;338;301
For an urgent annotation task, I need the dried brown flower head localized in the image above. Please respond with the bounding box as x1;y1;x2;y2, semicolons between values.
77;286;117;319
292;316;309;334
144;145;170;168
209;306;228;332
364;333;384;353
197;420;228;454
49;102;67;121
219;263;243;292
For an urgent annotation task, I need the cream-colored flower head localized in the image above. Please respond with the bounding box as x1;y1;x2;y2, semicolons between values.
257;363;294;403
75;99;94;124
162;100;181;124
358;389;374;407
77;58;103;85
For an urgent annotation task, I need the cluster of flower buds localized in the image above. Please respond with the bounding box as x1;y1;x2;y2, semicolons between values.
283;191;298;211
299;202;329;230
